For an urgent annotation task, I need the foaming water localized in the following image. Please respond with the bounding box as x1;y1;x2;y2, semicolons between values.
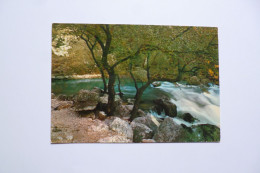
156;82;220;127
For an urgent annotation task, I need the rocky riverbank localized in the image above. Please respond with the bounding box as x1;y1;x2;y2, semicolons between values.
51;87;220;143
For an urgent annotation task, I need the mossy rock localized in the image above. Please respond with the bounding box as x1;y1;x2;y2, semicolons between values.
178;124;220;142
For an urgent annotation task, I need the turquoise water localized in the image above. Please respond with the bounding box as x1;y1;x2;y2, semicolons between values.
51;78;170;110
51;78;220;126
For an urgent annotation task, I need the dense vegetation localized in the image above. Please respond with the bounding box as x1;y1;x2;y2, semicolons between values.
52;24;219;119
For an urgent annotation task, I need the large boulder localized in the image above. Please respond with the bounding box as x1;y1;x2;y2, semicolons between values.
130;122;153;143
114;105;132;118
91;87;103;96
74;89;99;111
153;117;183;142
153;97;177;117
132;114;160;133
109;117;133;140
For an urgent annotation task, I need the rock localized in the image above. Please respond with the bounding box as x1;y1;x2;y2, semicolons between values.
130;122;153;143
153;117;183;142
114;104;132;118
153;97;177;117
57;94;73;101
78;111;96;119
89;121;109;132
74;90;99;111
152;81;161;87
192;124;220;142
137;109;147;117
142;139;156;143
104;116;117;126
132;114;160;133
181;113;197;123
109;117;133;140
189;76;200;85
127;98;135;104
98;135;132;143
53;101;73;110
97;111;107;120
178;124;220;142
100;94;108;104
98;94;108;111
66;135;74;141
91;87;102;96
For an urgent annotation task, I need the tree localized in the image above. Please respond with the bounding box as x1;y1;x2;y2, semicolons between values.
128;52;153;121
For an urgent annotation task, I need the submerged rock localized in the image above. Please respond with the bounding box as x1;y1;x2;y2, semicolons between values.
109;117;133;140
130;122;153;143
153;117;183;142
74;89;99;111
153;97;177;117
152;81;161;87
181;113;197;123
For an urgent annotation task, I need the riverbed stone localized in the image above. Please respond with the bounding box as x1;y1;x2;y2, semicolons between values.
130;122;153;143
109;117;133;140
153;117;183;142
153;97;177;117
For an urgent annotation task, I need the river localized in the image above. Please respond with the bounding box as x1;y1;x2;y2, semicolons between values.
52;78;220;127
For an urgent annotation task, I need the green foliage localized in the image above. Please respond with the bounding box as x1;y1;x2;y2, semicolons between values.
51;24;219;85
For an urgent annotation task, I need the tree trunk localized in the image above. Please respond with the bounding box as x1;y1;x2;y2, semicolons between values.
107;69;116;116
130;82;151;121
100;70;107;93
176;70;183;81
117;75;123;98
